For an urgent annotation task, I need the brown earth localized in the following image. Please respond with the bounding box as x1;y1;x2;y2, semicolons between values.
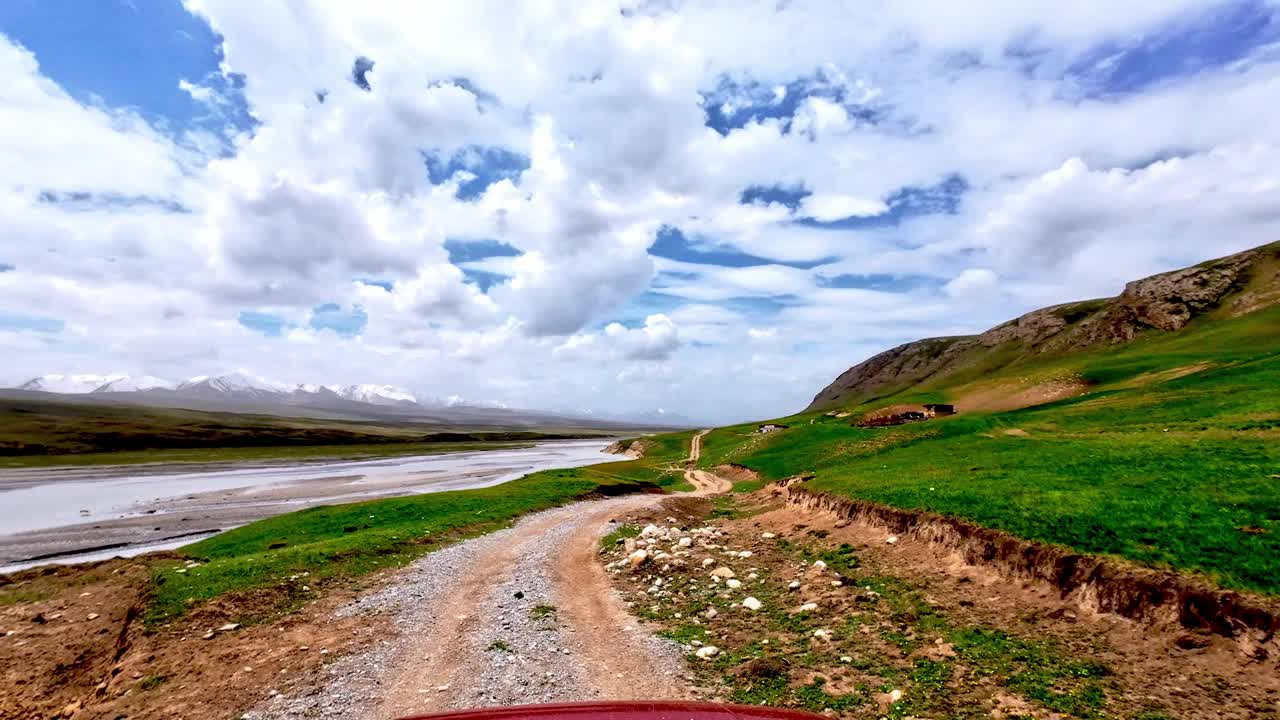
603;491;1280;719
0;557;380;720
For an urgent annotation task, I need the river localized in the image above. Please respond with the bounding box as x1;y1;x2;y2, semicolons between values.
0;440;615;571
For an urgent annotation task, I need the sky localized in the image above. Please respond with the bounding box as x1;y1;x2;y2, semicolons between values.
2;1;1279;424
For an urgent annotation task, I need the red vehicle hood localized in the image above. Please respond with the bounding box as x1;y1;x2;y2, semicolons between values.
400;701;826;720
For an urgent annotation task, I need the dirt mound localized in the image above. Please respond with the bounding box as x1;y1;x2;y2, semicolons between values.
953;377;1088;413
604;438;653;458
1;556;384;720
711;464;760;485
785;488;1280;648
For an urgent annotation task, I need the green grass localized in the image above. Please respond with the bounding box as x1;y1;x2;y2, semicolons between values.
688;306;1280;595
0;440;536;469
601;523;641;548
530;604;558;618
0;395;616;467
146;431;698;623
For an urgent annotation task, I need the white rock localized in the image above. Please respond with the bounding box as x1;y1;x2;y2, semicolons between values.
742;597;763;611
702;558;715;568
726;579;742;589
813;560;827;570
678;537;693;548
761;532;776;539
642;524;661;537
813;628;832;639
747;573;758;580
840;656;852;663
788;581;801;590
886;535;899;545
627;549;649;568
695;645;720;659
739;551;754;558
710;567;736;579
704;607;718;619
624;538;637;553
830;580;844;587
889;689;903;702
800;602;818;612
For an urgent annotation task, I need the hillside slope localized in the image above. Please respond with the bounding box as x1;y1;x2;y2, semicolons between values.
807;240;1280;411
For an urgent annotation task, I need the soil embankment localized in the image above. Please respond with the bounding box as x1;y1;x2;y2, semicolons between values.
784;487;1280;647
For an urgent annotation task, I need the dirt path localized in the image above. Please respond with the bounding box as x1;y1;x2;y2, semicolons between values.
252;437;724;719
681;430;731;496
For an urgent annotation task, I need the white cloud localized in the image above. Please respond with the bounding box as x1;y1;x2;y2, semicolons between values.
800;193;889;222
3;1;1279;423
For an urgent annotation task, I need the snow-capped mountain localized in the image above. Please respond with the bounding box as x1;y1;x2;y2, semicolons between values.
19;374;122;394
177;371;292;399
18;374;175;394
96;375;176;392
14;372;419;407
5;372;682;428
328;384;417;406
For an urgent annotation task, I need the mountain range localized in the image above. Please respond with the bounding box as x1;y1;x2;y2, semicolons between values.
5;371;688;430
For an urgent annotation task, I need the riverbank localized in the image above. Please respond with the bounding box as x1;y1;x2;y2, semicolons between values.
0;440;616;569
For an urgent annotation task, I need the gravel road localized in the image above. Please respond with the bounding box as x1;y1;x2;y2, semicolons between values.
245;493;694;720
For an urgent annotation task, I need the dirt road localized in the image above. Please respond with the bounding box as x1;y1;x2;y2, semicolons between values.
251;435;723;719
682;430;731;495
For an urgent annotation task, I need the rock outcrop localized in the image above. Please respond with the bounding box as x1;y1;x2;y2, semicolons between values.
807;241;1279;410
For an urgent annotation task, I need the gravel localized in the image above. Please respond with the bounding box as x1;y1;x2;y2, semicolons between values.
243;497;684;720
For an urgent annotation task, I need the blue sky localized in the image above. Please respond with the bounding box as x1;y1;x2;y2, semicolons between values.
2;1;1279;422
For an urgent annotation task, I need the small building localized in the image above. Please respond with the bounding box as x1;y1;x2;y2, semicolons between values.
757;423;789;434
924;403;956;417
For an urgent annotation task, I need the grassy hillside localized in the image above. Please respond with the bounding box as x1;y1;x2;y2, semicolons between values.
696;305;1280;595
0;397;610;466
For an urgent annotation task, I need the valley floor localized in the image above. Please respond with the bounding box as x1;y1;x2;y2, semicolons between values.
4;434;1277;720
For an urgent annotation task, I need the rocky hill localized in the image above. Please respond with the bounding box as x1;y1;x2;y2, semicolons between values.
807;241;1280;410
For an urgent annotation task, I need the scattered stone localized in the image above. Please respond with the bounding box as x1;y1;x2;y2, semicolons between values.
678;537;693;548
813;560;827;570
800;602;818;612
726;579;742;589
710;567;736;579
695;645;720;659
813;628;832;639
218;623;242;632
701;558;715;568
889;689;903;702
628;549;650;568
788;581;801;590
839;656;852;663
202;630;216;640
86;613;99;621
761;532;776;539
704;608;718;620
742;597;763;611
885;535;899;545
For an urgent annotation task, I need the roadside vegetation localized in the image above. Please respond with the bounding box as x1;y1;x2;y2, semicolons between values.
693;306;1280;594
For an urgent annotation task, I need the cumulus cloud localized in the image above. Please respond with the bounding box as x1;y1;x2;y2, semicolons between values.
605;314;682;361
3;1;1280;423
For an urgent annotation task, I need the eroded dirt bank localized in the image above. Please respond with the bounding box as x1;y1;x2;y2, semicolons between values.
601;492;1280;719
785;486;1280;646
